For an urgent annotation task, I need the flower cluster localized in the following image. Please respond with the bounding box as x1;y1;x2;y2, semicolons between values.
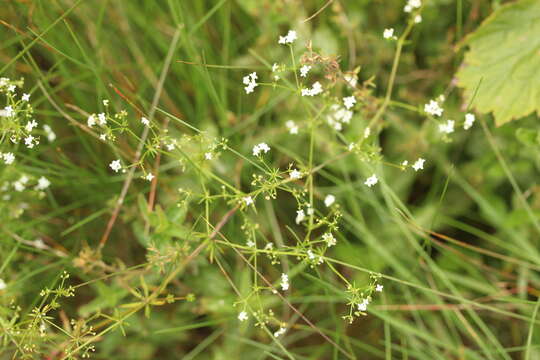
424;99;444;117
301;81;323;97
326;104;353;131
252;142;270;156
278;30;297;45
243;72;258;94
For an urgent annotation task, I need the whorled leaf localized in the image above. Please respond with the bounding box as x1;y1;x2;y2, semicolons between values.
456;0;540;126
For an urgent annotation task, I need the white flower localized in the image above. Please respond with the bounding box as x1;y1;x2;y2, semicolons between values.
145;173;154;182
24;135;36;148
243;196;254;206
13;175;28;192
412;158;425;171
286;120;298;134
278;30;297;45
307;249;316;259
238;311;248;322
97;113;106;125
299;65;311;78
247;240;255;248
109;159;122;172
274;327;286;337
295;209;305;224
401;160;409;167
141;117;150;126
3;106;14;117
87;114;96;127
364;127;371;138
36;176;50;190
326;104;353;131
424;100;444;117
324;194;335;207
414;14;422;23
322;232;337;247
103;99;109;106
99;134;107;141
243;72;258;94
252;142;270;156
25;119;38;132
343;96;356;110
358;299;369;312
14;181;25;192
364;174;378;187
439;120;455;134
272;63;279;72
375;284;384;292
2;152;15;165
344;74;357;88
0;279;6;290
43;125;56;142
404;0;421;12
383;28;396;39
7;84;15;92
22;93;30;102
289;169;302;180
205;152;213;160
280;273;289;291
464;113;475;130
301;81;323;97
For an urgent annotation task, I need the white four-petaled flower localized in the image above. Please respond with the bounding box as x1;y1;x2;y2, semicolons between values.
295;209;305;224
290;169;302;179
87;114;96;127
238;311;248;322
36;176;50;190
383;28;396;39
412;158;425;171
324;194;335;207
2;152;15;165
109;159;122;172
343;96;356;110
464;113;475;130
364;174;378;187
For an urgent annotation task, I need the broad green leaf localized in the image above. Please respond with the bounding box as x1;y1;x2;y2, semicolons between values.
456;0;540;126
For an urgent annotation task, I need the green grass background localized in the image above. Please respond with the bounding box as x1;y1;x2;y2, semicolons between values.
1;0;539;359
